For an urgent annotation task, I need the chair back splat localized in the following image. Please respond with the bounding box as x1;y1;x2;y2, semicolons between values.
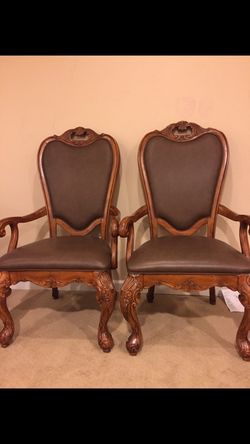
38;127;120;239
139;121;228;238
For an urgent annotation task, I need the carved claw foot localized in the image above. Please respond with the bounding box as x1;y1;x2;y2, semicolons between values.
0;286;14;348
147;286;155;303
0;325;14;347
236;276;250;360
235;337;250;361
120;275;144;355
94;272;116;353
126;332;143;356
98;331;114;353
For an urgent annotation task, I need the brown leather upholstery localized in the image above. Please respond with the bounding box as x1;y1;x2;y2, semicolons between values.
143;134;223;230
128;235;250;274
120;123;250;358
42;139;113;230
0;236;111;270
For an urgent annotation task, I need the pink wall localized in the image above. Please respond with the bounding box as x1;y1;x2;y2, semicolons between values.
1;56;250;279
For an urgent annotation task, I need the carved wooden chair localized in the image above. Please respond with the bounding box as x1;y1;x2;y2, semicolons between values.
119;121;250;360
0;127;120;352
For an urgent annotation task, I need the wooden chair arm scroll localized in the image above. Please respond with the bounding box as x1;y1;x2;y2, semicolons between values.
110;205;121;269
119;205;148;263
0;207;47;253
218;204;250;258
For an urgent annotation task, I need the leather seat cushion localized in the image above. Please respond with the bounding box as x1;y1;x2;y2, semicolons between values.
0;236;111;271
128;235;250;274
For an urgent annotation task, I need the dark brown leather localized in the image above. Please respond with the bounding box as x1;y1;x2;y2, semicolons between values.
128;236;250;274
0;236;111;270
42;139;113;230
144;134;223;230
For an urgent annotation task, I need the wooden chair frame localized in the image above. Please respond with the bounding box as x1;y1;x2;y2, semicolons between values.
119;121;250;360
0;127;120;352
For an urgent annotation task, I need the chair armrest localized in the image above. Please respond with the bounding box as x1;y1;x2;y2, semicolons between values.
119;205;148;237
0;207;47;253
218;204;250;224
110;205;120;218
109;206;121;269
119;205;148;263
218;204;250;257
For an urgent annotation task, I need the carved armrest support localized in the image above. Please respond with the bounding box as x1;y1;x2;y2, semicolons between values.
109;206;121;269
0;207;47;253
119;205;148;263
110;205;120;238
110;205;120;218
119;205;148;237
218;204;250;258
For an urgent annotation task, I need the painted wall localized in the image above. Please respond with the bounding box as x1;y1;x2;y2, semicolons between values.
1;56;250;281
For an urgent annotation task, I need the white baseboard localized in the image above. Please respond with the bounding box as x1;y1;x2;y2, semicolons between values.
12;280;211;296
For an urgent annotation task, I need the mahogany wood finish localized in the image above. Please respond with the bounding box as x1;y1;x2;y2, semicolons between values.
0;127;120;352
119;205;148;264
218;204;250;258
110;205;120;269
119;121;250;360
0;207;47;253
0;270;116;351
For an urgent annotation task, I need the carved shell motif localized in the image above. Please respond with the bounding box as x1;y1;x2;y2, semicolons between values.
162;121;205;142
59;127;100;146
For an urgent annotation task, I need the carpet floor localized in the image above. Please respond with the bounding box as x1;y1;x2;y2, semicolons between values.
0;289;249;388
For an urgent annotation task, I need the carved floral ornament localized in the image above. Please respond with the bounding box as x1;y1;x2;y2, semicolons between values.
60;127;100;146
162;121;204;141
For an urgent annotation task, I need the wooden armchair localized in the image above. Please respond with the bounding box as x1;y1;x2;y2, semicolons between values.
0;127;120;352
119;121;250;360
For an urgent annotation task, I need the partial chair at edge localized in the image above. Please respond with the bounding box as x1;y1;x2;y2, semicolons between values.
0;127;120;352
119;121;250;360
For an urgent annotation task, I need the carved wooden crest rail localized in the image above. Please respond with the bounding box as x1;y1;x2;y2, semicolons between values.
0;126;120;352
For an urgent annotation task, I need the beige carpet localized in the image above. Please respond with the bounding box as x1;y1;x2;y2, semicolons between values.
0;288;249;388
